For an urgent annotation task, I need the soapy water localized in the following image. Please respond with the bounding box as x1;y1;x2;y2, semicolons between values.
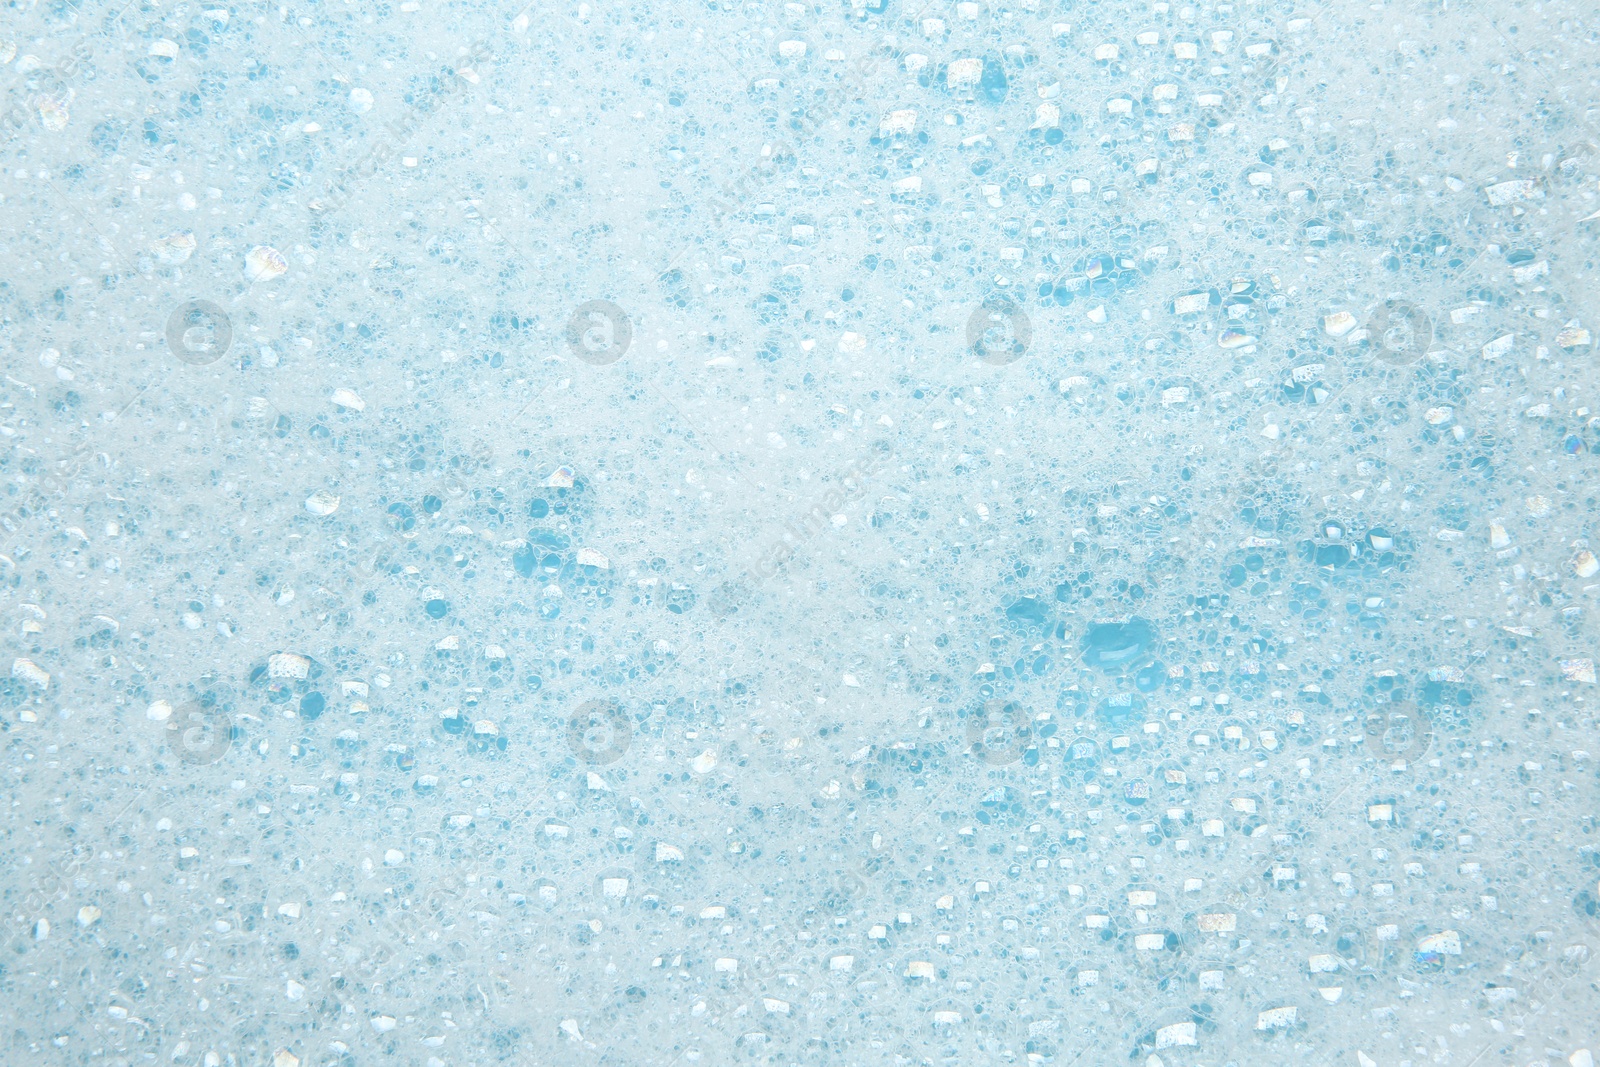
2;0;1599;1064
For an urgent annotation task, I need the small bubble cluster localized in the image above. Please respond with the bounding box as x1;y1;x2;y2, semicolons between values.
0;0;1596;1065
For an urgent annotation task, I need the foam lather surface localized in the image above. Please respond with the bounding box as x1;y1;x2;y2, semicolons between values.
2;1;1599;1065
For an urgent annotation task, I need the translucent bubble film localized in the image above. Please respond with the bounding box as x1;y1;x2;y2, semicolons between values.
2;0;1599;1064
